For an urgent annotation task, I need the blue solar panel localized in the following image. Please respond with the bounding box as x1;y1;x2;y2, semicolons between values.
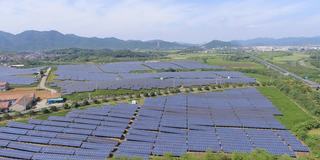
81;142;115;150
41;120;70;127
49;138;82;147
67;123;97;130
7;142;42;152
48;116;74;122
63;128;92;135
27;130;58;138
41;146;75;155
7;122;35;130
32;153;106;160
0;149;33;159
0;88;309;159
0;133;19;141
0;140;10;147
34;125;64;132
75;149;108;157
17;136;51;144
56;133;88;141
0;127;28;135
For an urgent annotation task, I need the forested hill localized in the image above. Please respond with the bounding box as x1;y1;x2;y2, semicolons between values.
0;30;190;51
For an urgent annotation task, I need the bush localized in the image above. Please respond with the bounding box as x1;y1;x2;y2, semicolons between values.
14;112;23;118
49;106;59;112
93;99;100;104
2;113;12;120
135;94;141;98
63;103;71;109
41;108;51;114
71;102;80;108
143;93;150;97
204;86;210;91
82;100;90;106
150;92;156;97
28;110;37;116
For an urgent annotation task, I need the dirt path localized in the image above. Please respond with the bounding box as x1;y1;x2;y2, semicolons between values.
38;67;58;93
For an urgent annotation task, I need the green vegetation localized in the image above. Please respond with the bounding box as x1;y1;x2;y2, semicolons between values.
258;87;312;129
63;88;163;101
257;51;320;83
112;149;297;160
47;66;57;83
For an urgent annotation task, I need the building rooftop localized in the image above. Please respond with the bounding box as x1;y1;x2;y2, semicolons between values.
0;102;9;110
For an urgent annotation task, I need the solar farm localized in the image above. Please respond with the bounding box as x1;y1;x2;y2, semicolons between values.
0;88;309;160
51;61;255;94
0;66;42;85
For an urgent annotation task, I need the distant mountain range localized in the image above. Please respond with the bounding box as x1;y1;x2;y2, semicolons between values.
0;30;189;51
0;30;320;52
231;37;320;47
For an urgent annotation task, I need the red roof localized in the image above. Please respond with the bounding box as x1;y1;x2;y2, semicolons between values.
0;102;9;109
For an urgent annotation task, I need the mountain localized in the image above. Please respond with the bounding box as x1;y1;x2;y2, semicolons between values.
0;30;190;51
1;30;320;51
231;37;320;46
202;40;238;49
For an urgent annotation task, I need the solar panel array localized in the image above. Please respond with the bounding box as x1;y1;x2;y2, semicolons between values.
115;88;308;159
0;88;308;159
0;66;42;85
0;104;138;160
52;61;255;94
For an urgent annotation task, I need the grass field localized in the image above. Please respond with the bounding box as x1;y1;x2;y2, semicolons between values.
46;66;57;83
246;73;273;83
257;87;312;129
63;89;153;101
258;52;320;83
308;128;320;136
272;53;309;64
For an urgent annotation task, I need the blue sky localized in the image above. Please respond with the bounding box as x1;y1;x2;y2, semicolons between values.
0;0;319;43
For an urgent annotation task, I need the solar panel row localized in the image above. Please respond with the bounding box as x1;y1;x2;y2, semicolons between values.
0;104;138;160
0;88;309;160
114;88;309;159
52;61;253;94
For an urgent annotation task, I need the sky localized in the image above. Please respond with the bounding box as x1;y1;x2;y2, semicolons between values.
0;0;320;43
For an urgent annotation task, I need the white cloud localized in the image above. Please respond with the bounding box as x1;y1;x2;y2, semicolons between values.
0;0;319;43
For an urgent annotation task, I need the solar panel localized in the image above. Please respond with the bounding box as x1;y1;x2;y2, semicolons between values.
26;130;58;138
63;128;92;135
7;142;42;152
7;122;35;130
0;149;33;159
17;136;51;144
0;140;10;147
0;133;19;141
41;146;75;155
0;88;309;159
55;133;88;141
0;127;28;135
75;149;109;157
49;138;82;147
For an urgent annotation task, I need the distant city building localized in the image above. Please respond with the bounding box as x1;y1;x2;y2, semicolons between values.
10;64;25;68
0;82;9;91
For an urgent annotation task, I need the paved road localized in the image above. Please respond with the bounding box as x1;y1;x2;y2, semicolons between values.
38;67;57;93
250;54;320;89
